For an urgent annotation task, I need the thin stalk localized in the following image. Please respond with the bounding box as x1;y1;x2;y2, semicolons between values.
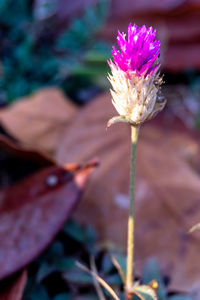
126;125;140;298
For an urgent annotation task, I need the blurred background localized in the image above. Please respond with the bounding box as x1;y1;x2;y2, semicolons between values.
0;0;200;126
0;0;200;299
0;0;200;114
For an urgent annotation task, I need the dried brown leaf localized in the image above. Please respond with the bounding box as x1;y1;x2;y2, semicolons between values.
55;93;200;292
0;88;78;156
0;161;96;279
0;134;53;167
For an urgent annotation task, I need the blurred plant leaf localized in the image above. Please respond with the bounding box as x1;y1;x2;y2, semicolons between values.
26;284;50;300
0;0;110;103
74;295;99;300
111;253;126;284
53;293;71;300
64;270;94;285
85;50;110;64
142;258;167;300
133;285;158;300
53;257;76;271
84;225;98;252
46;241;64;259
168;296;194;300
72;64;109;77
36;262;55;283
56;0;109;53
102;253;114;274
64;219;86;243
106;273;122;286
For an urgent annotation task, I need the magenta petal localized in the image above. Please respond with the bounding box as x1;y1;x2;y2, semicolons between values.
139;50;160;74
109;23;161;77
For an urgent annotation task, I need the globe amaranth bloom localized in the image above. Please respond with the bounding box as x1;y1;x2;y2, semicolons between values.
108;23;166;126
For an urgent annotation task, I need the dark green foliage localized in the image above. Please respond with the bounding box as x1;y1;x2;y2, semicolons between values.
22;219;194;300
23;218;124;299
195;114;200;130
53;294;71;300
141;258;194;300
142;258;167;300
23;218;99;299
24;282;50;300
0;0;110;104
63;219;86;243
168;296;194;300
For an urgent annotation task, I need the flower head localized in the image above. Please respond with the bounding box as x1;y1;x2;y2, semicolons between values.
108;23;166;126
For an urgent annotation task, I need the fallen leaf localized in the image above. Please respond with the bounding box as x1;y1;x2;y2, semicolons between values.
0;88;78;156
0;270;27;300
0;161;97;280
55;93;200;292
0;134;54;188
135;125;200;292
1;87;199;292
0;134;53;167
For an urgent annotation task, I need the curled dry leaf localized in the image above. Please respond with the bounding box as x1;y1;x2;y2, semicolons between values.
0;161;97;280
0;134;54;188
55;93;200;292
0;270;27;300
0;88;78;156
0;134;53;167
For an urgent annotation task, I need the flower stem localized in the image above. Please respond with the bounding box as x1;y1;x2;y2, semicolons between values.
126;125;140;298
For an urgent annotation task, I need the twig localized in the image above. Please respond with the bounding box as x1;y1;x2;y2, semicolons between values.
76;262;120;300
90;256;106;300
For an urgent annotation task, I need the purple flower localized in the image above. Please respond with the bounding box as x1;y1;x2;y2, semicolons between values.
109;23;161;77
107;23;166;125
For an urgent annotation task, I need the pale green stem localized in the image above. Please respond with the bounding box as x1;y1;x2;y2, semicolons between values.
126;125;140;297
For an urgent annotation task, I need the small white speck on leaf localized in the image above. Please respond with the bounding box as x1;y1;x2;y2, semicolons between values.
114;193;129;209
